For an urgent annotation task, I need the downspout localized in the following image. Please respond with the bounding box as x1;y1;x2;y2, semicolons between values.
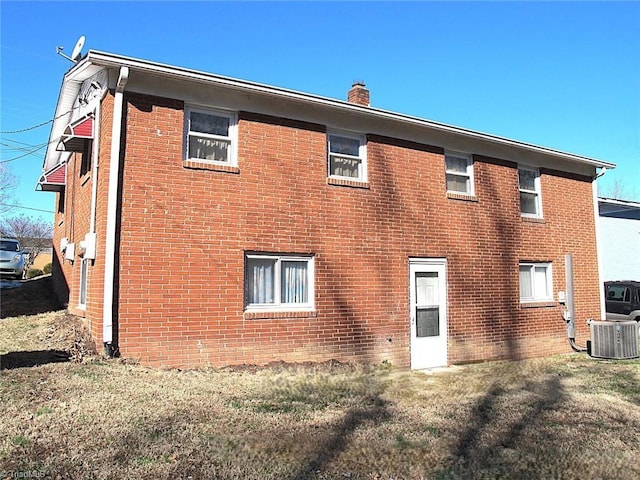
89;101;101;234
103;66;129;356
564;253;587;353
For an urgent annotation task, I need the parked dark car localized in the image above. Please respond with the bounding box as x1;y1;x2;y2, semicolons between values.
0;238;25;280
604;281;640;322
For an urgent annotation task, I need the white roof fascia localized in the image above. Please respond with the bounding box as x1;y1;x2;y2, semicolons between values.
42;61;105;172
68;50;617;171
598;197;640;208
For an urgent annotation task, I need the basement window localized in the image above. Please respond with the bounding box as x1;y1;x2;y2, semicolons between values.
185;107;237;165
519;262;552;302
245;254;314;311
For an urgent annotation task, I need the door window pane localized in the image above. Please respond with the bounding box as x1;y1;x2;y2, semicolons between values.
416;307;439;337
416;272;438;305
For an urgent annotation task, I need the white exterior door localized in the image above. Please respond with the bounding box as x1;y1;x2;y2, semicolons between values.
409;259;448;369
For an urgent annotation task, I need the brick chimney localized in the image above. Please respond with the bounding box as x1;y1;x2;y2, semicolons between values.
347;81;370;106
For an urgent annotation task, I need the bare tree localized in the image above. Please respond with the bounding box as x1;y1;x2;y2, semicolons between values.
0;214;53;270
0;164;18;214
598;177;639;201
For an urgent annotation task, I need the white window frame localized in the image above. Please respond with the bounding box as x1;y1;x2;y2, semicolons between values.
327;131;367;182
519;262;553;302
518;166;543;218
184;106;238;166
445;151;475;195
79;257;89;309
245;254;315;312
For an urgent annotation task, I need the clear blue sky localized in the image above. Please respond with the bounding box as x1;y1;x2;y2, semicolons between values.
2;1;639;224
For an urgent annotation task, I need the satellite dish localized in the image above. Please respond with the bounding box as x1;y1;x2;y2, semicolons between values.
56;35;86;63
71;36;85;62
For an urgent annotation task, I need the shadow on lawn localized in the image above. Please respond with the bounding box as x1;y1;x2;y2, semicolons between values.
0;349;70;370
292;394;391;480
0;275;62;318
443;375;565;478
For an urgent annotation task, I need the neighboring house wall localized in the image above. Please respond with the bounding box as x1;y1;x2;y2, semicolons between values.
598;200;640;281
31;249;53;271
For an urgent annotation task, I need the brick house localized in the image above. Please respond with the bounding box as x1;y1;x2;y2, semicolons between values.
38;51;614;369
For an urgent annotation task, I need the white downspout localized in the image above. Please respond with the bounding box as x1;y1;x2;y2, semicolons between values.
89;102;101;234
592;169;607;320
103;66;129;352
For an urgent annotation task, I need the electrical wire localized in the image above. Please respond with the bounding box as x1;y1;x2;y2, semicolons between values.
0;144;47;163
0;105;79;134
0;135;65;164
0;203;55;214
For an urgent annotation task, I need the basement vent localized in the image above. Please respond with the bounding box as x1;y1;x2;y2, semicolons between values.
589;321;639;360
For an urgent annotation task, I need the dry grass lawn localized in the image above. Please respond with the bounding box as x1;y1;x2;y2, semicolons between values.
1;309;639;479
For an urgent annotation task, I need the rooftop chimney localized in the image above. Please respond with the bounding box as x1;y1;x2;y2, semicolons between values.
347;81;370;106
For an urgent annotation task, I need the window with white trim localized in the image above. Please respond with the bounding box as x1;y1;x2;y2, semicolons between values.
518;167;542;217
185;107;237;165
79;258;89;308
245;254;314;310
328;132;366;181
445;152;474;195
519;262;552;302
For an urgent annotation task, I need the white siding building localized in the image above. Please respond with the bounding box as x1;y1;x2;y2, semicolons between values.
598;198;640;281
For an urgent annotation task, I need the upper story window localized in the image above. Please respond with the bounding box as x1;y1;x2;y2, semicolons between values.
245;253;315;311
519;262;552;302
185;107;237;165
445;152;474;195
328;132;366;182
518;167;542;217
80;140;93;177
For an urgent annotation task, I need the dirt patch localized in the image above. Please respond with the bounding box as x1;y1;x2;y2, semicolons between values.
0;311;97;369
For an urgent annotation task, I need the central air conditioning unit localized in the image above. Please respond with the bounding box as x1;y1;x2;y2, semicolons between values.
588;320;639;360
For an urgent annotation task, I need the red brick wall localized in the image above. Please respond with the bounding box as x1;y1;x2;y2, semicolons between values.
96;92;601;368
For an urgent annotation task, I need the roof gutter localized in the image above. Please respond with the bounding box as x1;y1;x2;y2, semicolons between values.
82;50;615;170
103;66;129;356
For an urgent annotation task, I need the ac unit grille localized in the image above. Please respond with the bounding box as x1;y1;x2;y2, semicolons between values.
589;321;639;360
